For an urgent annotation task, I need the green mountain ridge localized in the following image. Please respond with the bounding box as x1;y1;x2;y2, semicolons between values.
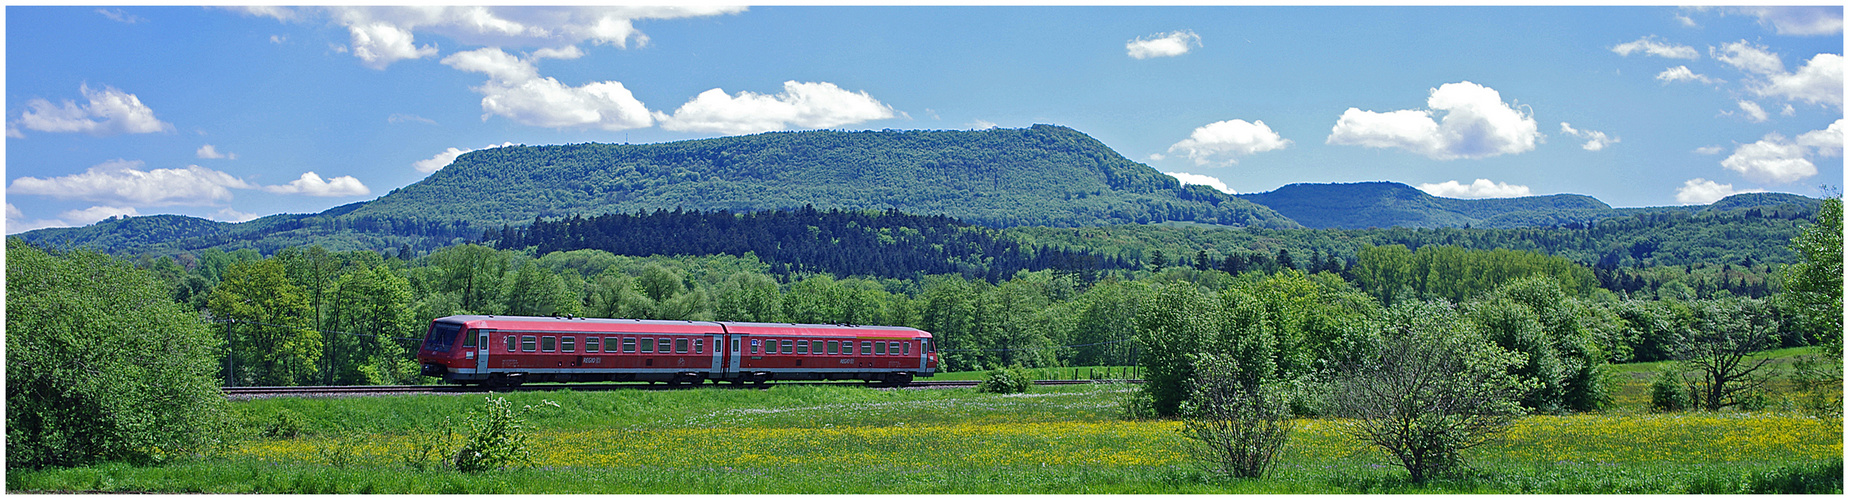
352;124;1296;229
11;126;1822;258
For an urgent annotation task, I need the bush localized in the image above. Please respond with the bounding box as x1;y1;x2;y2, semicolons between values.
453;396;556;473
6;240;225;469
1649;371;1692;412
976;365;1034;394
1180;354;1294;479
1331;300;1534;483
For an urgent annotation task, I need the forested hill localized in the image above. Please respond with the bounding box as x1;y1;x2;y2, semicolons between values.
349;124;1300;229
491;206;1134;282
1238;181;1635;229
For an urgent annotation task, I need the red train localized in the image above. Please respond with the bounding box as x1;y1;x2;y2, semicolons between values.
417;315;938;387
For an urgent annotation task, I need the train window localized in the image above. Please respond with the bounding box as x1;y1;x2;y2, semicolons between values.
732;339;740;353
640;338;654;353
861;341;872;354
586;337;600;353
889;342;901;355
521;336;537;352
506;335;517;352
659;338;672;353
695;338;705;354
562;337;576;353
751;339;761;354
903;342;911;355
781;340;793;354
541;336;557;352
843;341;855;355
875;342;886;355
676;338;689;354
796;341;809;355
924;339;934;353
623;338;636;353
827;340;839;355
462;331;477;348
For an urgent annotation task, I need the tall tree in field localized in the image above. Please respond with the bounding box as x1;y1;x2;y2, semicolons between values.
329;265;422;385
7;240;223;469
1675;298;1781;411
1779;197;1842;355
209;259;321;386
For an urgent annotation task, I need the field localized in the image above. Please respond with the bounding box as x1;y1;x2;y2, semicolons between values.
8;371;1841;494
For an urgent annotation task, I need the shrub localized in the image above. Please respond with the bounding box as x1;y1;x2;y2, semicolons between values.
976;365;1034;394
1179;354;1294;479
1331;300;1534;483
1649;371;1692;412
6;240;224;469
453;396;556;473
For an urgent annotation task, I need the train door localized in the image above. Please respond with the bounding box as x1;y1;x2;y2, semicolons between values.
475;329;492;373
728;334;744;377
711;334;726;378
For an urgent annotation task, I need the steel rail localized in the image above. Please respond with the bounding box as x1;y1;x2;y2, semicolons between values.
222;379;1143;398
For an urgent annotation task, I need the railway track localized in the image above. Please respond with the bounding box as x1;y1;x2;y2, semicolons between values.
222;379;1143;398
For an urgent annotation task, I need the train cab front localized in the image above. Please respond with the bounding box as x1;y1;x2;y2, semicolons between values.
417;317;488;383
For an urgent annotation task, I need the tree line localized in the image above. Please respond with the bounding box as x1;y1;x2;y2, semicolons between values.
7;198;1839;475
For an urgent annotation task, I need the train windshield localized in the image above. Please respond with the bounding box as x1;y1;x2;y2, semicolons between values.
423;322;464;353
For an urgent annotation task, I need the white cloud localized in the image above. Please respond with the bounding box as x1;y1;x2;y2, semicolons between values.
1722;133;1816;183
1736;6;1843;36
6;203;70;234
1611;36;1699;59
1758;53;1843;109
1694;145;1725;155
1126;30;1201;59
60;205;140;225
262;172;372;197
1675;13;1699;28
531;46;583;60
196;144;237;160
1736;100;1770;123
1416;179;1533;199
415;142;517;173
1656;66;1719;85
7;159;254;206
1146;153;1167;162
967;119;998;130
655;81;897;135
1326;81;1540;160
1165;119;1291;166
212;207;262;223
1165;172;1235;194
270;35;286;44
1713;40;1784;76
388;113;437;125
443;47;655;131
10;84;172;137
248;7;745;69
97;8;145;24
1676;178;1766;205
348;22;437;70
1796;118;1844;157
1559;122;1618;151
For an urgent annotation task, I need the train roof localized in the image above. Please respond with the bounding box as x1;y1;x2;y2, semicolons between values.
431;315;930;338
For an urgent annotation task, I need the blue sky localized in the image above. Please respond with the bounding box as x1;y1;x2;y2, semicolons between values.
6;5;1843;234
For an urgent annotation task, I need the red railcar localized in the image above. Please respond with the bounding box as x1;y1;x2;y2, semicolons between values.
417;315;937;387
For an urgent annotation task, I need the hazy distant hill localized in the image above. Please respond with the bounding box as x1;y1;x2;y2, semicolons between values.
1237;181;1627;229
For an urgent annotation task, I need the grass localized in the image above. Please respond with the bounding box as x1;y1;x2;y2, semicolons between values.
8;377;1840;494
